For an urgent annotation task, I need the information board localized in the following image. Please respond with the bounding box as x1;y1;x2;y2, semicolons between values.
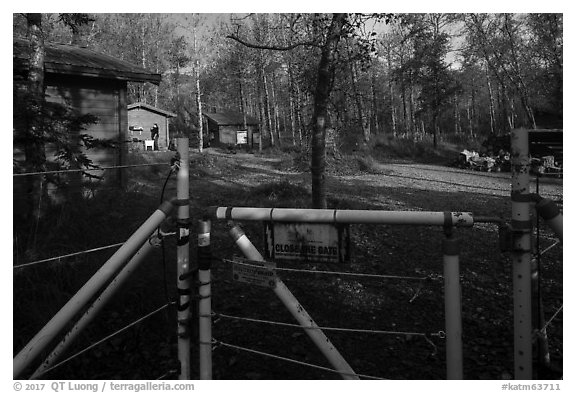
236;130;248;145
264;222;350;263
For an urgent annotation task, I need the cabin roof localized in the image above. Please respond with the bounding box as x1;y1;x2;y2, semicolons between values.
128;102;176;117
13;37;162;85
203;112;259;126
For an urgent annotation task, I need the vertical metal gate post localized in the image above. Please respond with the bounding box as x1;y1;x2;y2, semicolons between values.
197;219;212;379
511;128;533;379
443;233;463;379
228;224;360;380
31;240;156;378
176;137;191;380
13;201;174;379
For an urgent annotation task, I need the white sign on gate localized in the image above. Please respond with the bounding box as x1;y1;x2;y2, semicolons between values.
265;222;350;263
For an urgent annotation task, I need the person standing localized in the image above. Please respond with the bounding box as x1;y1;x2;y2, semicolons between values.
151;123;159;151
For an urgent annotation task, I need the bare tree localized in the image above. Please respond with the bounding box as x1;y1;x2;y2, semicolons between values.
228;13;351;208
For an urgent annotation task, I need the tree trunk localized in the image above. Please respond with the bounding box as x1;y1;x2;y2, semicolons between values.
386;51;397;137
432;114;438;148
296;84;304;147
270;71;282;146
24;13;47;233
195;65;203;152
193;28;203;153
257;85;265;151
262;70;274;146
370;68;379;135
288;60;297;146
467;101;473;136
25;13;46;170
409;77;416;135
347;41;369;142
289;89;296;146
311;13;347;209
485;61;496;135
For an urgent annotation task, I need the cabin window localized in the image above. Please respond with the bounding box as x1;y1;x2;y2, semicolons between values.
129;125;143;136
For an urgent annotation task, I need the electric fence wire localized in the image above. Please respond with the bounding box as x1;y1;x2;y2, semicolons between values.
14;242;125;269
541;305;563;333
212;338;385;380
155;369;178;380
539;240;561;257
223;258;433;281
13;162;171;177
209;311;445;340
27;159;179;379
32;302;174;379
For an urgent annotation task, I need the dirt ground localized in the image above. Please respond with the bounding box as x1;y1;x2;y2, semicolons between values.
182;148;563;380
14;148;563;380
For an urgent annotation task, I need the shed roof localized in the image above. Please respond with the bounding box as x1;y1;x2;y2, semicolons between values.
203;112;259;126
13;37;162;85
128;102;176;118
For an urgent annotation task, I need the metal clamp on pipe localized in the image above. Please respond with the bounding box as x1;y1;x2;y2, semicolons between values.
169;152;181;175
534;198;563;241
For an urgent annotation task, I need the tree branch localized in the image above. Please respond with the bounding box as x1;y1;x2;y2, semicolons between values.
226;34;322;50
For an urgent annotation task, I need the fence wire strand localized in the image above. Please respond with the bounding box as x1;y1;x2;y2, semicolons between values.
33;302;173;379
541;305;563;333
223;259;432;281
155;369;178;380
213;338;385;380
210;311;444;339
14;243;125;270
539;240;561;257
13;163;170;177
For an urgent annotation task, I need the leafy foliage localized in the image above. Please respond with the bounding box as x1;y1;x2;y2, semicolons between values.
13;86;111;180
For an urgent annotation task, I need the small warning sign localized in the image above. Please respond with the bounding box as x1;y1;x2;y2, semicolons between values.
230;257;277;288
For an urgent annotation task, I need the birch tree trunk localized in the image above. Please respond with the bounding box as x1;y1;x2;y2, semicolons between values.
193;27;204;153
262;69;274;146
270;70;282;146
485;60;496;135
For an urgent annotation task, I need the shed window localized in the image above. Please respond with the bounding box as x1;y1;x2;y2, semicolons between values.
129;125;143;136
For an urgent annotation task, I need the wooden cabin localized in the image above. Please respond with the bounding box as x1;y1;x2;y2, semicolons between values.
127;102;176;152
203;112;260;147
13;37;161;173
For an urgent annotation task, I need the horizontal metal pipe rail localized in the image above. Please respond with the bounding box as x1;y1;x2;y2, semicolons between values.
208;207;475;227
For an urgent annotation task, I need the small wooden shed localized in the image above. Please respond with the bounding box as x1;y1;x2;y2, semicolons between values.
127;102;176;151
13;37;161;171
203;112;260;147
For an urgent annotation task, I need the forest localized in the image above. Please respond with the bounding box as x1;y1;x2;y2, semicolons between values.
13;12;563;145
13;13;563;208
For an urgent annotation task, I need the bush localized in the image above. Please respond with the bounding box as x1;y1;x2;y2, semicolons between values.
250;180;311;207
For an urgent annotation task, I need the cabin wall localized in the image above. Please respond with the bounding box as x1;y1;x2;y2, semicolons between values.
44;74;126;169
127;108;170;151
219;126;238;145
